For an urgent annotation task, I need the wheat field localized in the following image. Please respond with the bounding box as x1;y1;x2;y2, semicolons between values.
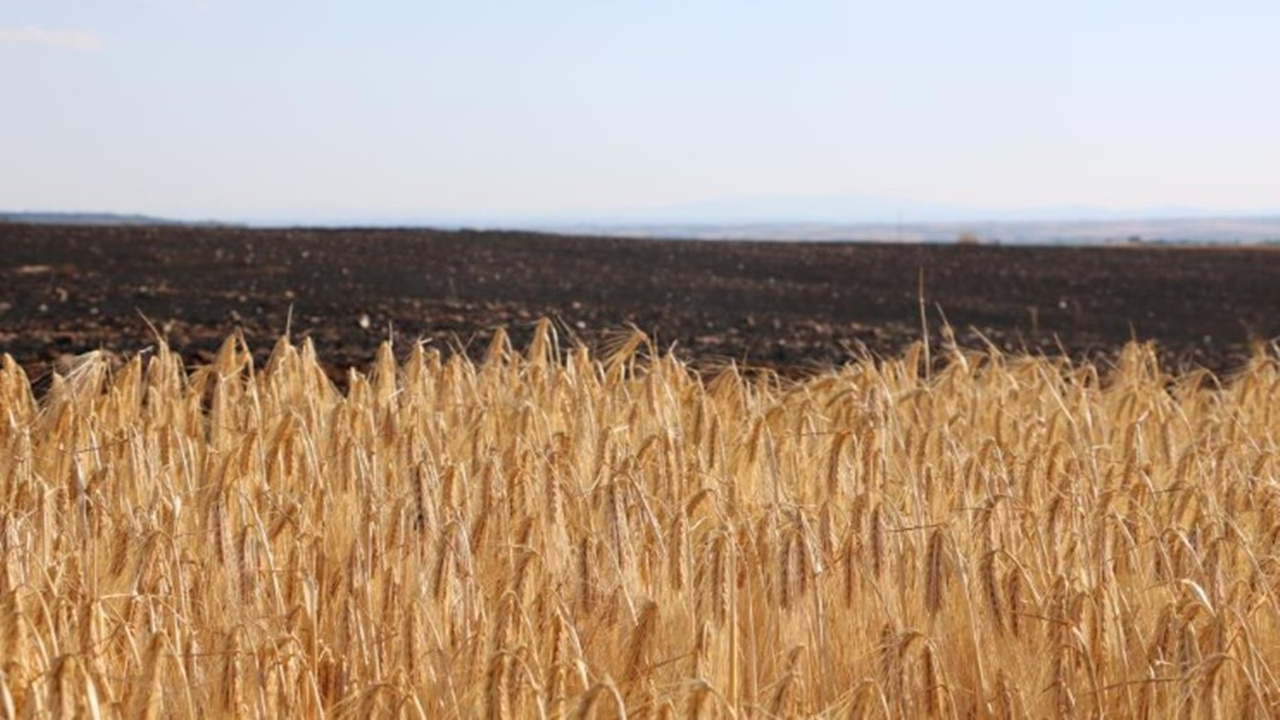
1;320;1279;718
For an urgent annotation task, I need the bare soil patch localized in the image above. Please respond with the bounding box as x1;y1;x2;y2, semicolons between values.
2;223;1277;384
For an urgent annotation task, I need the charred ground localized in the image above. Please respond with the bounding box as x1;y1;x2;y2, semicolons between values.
2;223;1278;385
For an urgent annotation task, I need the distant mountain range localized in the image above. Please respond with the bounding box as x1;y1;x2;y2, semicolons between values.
6;203;1280;245
546;217;1280;245
524;195;1280;245
477;193;1280;227
553;195;1263;226
272;195;1280;244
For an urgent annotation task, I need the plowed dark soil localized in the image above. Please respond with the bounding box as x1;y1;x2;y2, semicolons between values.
2;223;1278;386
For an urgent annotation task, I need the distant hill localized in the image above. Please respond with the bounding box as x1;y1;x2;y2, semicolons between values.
0;212;236;227
1;211;176;225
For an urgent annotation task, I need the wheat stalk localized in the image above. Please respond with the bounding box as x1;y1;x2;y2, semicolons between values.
0;328;1277;717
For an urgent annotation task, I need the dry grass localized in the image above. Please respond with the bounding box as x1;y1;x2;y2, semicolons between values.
2;319;1279;718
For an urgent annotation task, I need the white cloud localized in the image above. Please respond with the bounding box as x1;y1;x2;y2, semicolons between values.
0;26;103;52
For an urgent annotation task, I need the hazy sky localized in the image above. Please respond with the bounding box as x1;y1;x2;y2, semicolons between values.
3;1;1278;222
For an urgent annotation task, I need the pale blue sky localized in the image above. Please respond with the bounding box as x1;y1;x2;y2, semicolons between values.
3;1;1277;223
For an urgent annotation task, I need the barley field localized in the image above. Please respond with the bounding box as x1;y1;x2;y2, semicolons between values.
2;320;1279;718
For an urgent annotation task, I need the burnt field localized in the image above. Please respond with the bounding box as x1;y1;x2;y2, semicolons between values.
1;222;1278;383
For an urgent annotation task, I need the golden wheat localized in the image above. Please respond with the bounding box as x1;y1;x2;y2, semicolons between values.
1;321;1279;717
